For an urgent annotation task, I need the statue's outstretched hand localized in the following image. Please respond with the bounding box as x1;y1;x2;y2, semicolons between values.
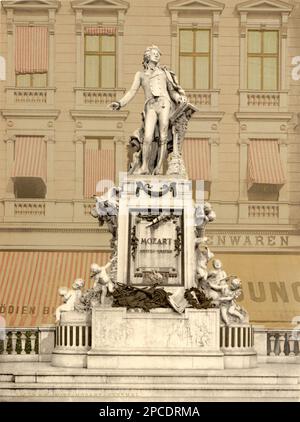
108;101;121;111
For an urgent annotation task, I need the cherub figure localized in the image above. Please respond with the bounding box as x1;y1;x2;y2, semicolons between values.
195;240;214;284
55;278;85;322
195;202;216;241
90;261;115;305
208;259;227;285
209;277;247;325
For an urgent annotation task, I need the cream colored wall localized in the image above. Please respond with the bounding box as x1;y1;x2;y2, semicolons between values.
0;0;300;251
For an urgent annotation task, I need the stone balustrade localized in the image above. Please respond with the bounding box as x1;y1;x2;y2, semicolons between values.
0;328;38;355
185;89;219;109
248;204;279;219
239;90;288;112
268;330;300;357
74;88;125;107
14;201;46;217
238;201;288;224
5;87;56;106
0;327;55;362
220;324;254;350
1;324;298;364
55;324;91;349
1;199;96;223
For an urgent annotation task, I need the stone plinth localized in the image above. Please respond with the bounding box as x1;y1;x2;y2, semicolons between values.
87;307;224;369
52;311;91;368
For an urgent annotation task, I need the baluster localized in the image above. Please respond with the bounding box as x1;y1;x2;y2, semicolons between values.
279;334;286;356
11;331;17;355
288;334;295;357
20;332;27;354
234;327;238;348
85;326;89;348
61;325;66;347
30;332;36;354
269;334;276;356
56;327;59;347
240;326;244;348
2;332;8;354
66;326;70;347
228;327;232;348
79;325;83;347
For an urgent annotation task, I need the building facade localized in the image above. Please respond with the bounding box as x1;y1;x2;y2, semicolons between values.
0;0;300;328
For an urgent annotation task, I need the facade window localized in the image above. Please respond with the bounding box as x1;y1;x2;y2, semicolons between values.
84;137;115;198
84;30;116;89
11;136;47;199
182;138;211;200
179;29;210;90
247;139;285;201
247;30;279;91
15;26;48;88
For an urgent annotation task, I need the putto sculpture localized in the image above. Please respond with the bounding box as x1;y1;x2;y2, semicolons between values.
55;278;85;322
90;262;115;305
109;45;197;176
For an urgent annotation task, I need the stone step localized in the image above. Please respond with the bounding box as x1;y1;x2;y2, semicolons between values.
0;374;14;383
8;373;300;386
0;382;299;401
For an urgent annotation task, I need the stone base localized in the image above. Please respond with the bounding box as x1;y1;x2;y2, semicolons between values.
87;350;224;370
87;307;224;370
51;311;91;368
223;351;257;369
52;350;88;368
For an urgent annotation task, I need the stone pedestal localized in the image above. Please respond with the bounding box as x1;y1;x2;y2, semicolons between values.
87;307;224;370
117;176;196;290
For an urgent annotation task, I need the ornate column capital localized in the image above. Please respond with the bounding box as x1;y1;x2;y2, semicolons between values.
73;135;86;144
3;135;16;144
209;136;220;146
114;136;125;145
238;138;250;145
44;135;56;144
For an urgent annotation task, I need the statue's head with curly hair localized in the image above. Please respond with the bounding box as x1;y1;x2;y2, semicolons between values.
142;45;162;69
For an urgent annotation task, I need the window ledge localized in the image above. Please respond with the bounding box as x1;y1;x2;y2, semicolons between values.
5;87;56;107
239;89;288;112
74;87;125;108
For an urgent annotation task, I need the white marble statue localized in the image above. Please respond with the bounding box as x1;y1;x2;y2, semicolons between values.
109;45;189;175
213;277;247;325
55;278;85;322
208;259;227;284
195;202;216;242
195;241;214;283
90;262;115;305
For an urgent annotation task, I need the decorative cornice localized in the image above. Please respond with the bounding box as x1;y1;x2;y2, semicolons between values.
71;0;129;11
1;109;60;119
236;0;293;14
168;0;225;13
192;111;224;122
2;0;61;11
70;109;129;121
235;112;293;122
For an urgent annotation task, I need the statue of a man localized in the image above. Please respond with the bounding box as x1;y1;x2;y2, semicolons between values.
110;45;187;175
